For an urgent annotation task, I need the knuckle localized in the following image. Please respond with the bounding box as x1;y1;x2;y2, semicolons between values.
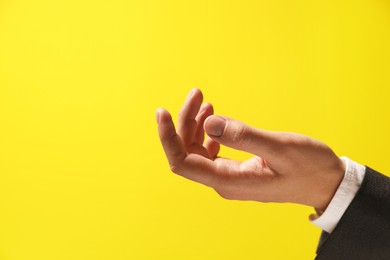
213;176;237;200
214;188;235;200
169;162;182;174
232;125;248;147
281;132;304;146
170;149;185;161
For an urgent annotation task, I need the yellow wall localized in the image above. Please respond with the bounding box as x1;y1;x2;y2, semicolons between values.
0;1;389;259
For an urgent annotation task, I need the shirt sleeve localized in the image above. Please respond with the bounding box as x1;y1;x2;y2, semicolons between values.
309;156;366;233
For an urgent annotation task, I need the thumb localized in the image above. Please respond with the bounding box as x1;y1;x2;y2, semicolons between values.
204;115;280;159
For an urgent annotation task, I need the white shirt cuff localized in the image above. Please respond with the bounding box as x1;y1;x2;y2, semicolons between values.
309;156;366;233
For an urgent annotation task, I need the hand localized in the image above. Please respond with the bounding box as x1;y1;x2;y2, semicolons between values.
156;89;345;211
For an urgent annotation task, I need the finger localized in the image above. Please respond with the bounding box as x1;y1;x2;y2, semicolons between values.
186;143;212;159
156;108;187;169
204;137;220;159
194;102;214;144
177;88;203;147
157;108;219;188
178;153;219;187
204;115;282;162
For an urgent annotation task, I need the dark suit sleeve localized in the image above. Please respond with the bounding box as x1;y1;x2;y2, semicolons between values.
315;167;390;260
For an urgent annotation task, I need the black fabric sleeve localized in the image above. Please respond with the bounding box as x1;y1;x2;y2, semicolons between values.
315;167;390;260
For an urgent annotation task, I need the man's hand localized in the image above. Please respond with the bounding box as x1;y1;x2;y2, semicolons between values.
156;89;345;211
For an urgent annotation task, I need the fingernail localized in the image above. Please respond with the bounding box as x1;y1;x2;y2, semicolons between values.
205;116;226;137
156;110;160;123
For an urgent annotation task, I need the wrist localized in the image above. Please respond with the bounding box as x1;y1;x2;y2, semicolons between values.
314;157;346;212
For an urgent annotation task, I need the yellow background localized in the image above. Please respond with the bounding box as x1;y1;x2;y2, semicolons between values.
1;0;389;259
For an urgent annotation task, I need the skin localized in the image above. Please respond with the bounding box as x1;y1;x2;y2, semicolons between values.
156;88;345;212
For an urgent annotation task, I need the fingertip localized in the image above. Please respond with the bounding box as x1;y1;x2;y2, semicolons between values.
205;137;220;158
186;88;203;102
156;108;167;123
197;103;214;118
192;87;202;96
202;102;214;114
156;108;172;123
156;107;165;114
